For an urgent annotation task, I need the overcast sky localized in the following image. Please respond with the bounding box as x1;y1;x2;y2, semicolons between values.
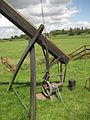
0;0;90;38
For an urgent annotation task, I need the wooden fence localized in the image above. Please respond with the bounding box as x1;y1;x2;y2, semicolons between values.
69;45;90;60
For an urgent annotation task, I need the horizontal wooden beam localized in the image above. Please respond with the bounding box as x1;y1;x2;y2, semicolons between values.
0;0;70;64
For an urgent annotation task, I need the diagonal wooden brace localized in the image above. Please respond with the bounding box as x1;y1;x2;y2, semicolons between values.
8;24;44;91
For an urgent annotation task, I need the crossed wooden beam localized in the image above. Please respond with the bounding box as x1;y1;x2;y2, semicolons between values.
8;24;44;91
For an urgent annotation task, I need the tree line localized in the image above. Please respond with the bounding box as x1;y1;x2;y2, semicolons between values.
1;27;90;41
50;27;90;36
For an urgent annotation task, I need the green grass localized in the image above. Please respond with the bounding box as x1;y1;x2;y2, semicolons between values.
0;34;90;120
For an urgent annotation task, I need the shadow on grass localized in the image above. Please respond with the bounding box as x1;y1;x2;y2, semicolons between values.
0;81;41;88
0;80;61;89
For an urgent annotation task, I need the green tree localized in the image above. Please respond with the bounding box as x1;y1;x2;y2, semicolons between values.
68;28;74;36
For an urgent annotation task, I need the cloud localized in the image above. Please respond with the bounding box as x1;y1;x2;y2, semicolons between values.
19;3;79;32
8;0;41;9
0;26;23;39
0;16;14;27
50;0;72;5
0;0;89;38
70;21;90;29
8;0;71;9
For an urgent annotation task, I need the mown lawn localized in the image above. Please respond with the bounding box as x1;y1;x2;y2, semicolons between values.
0;35;90;120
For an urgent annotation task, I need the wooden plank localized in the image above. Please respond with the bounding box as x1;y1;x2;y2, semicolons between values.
86;49;90;50
74;53;85;60
69;46;84;56
71;50;84;58
0;0;70;64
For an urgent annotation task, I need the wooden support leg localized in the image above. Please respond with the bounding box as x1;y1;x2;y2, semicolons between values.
84;79;87;88
63;64;67;83
60;63;63;82
89;77;90;91
57;61;59;73
29;45;36;120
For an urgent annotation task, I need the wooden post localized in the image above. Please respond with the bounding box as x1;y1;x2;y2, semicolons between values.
89;77;90;91
84;45;87;60
63;64;67;83
29;37;36;120
28;25;44;120
57;61;59;73
60;63;63;82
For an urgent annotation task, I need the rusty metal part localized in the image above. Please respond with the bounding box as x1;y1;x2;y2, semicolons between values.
42;80;52;97
42;81;63;102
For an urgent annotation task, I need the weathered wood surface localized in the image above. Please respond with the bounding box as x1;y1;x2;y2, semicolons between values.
0;0;70;64
30;45;36;120
28;37;36;120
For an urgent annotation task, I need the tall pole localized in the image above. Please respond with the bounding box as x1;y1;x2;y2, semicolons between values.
29;37;36;120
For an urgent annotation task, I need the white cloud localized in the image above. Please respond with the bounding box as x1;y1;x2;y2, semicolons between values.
69;21;90;29
49;0;72;5
0;16;14;27
0;27;23;39
7;0;42;9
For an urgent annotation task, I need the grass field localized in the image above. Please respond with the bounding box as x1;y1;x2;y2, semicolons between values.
0;34;90;120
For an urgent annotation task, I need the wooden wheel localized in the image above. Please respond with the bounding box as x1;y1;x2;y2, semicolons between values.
42;81;52;97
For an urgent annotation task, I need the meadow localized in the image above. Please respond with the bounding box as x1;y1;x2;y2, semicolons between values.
0;34;90;120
